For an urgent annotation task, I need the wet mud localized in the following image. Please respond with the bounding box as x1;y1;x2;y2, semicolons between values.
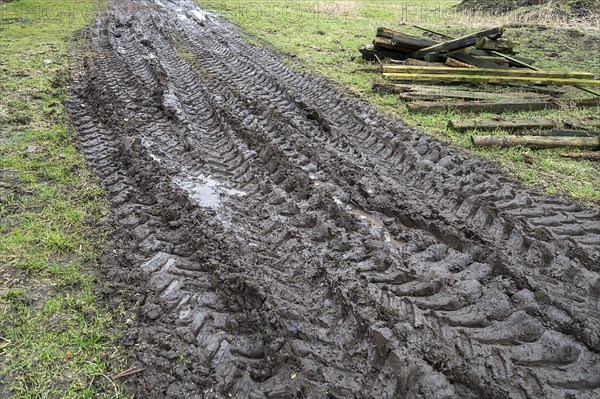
68;0;600;398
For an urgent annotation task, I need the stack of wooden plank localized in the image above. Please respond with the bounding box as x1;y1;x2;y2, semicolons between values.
360;26;600;153
359;26;532;69
361;26;600;107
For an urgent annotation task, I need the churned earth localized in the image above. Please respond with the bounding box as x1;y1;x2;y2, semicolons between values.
68;0;600;398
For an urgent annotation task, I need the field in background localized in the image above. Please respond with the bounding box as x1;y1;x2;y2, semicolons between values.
0;1;127;397
202;0;600;203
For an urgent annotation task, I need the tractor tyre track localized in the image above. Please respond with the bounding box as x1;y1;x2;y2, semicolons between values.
68;0;600;398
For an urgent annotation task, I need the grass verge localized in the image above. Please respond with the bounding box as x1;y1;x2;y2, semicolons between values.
0;1;127;397
204;0;600;204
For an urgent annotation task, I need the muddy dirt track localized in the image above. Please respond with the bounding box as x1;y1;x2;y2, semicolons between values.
67;0;600;398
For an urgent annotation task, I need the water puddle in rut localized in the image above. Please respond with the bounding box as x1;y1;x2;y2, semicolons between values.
173;174;246;209
310;174;405;249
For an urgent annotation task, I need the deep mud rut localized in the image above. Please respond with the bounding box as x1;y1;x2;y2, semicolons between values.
67;0;600;398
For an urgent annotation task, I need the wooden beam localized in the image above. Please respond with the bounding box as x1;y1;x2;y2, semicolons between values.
404;58;446;67
373;37;414;53
505;84;565;96
373;83;548;101
411;27;504;59
376;27;438;49
381;66;595;79
391;33;439;51
561;152;600;160
449;118;600;132
474;37;518;53
448;118;556;131
449;51;508;69
382;73;600;86
408;102;554;114
471;135;600;149
516;129;599;137
408;98;600;114
359;45;405;61
563;117;600;129
445;57;476;68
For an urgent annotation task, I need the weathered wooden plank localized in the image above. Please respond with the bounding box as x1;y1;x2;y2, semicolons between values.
404;58;446;67
472;56;509;67
381;66;595;79
561;152;600;160
411;27;504;59
449;51;509;69
382;73;600;86
519;129;599;137
376;27;438;49
474;37;518;53
471;135;600;149
376;27;404;39
445;57;476;68
563;117;600;129
409;102;557;114
505;84;565;96
373;83;548;101
448;118;556;131
373;33;440;53
373;37;414;53
392;33;439;50
409;98;600;114
359;45;405;61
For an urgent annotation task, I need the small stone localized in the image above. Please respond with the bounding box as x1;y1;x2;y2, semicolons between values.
44;59;52;65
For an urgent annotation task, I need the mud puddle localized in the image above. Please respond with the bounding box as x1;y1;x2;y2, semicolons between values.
173;174;246;209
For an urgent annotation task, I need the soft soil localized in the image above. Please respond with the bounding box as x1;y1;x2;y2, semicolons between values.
68;0;600;398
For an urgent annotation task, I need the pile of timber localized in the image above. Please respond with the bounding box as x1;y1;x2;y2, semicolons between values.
360;26;600;153
360;26;530;69
361;26;600;115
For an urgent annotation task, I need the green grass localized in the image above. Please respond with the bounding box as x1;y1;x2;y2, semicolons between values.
0;0;128;397
205;0;600;204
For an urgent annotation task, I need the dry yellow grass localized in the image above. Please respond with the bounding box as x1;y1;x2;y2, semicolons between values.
310;0;360;17
453;3;600;31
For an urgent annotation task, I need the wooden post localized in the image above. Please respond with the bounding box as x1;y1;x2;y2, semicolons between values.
471;135;600;149
515;130;599;137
